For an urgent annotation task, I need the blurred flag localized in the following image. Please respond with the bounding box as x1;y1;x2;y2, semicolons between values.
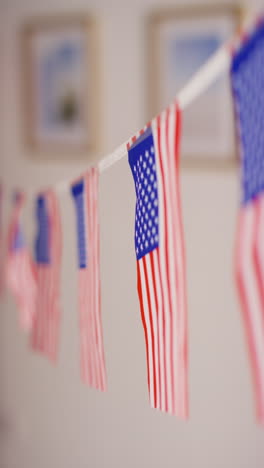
232;19;264;423
31;190;62;362
6;191;36;331
71;169;107;391
128;101;188;418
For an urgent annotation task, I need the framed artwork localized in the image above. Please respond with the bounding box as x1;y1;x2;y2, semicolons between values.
147;5;244;167
21;16;98;157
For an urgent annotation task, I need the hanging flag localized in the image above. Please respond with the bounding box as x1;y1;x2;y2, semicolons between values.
6;191;36;331
71;169;107;391
127;101;188;418
232;19;264;423
30;189;62;362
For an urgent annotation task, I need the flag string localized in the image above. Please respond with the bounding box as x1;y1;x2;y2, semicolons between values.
3;12;260;197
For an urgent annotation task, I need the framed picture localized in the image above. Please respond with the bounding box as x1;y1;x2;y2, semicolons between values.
21;16;98;157
147;5;244;167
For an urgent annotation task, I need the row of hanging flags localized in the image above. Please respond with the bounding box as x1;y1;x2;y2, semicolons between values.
1;18;264;423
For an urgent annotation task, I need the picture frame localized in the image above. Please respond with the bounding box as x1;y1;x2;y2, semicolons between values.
21;15;99;158
147;5;244;168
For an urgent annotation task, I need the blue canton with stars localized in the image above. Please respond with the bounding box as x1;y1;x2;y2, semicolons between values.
231;21;264;205
71;180;87;269
35;196;50;264
128;128;159;260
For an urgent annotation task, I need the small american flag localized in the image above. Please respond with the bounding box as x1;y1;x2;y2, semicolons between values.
71;169;107;391
30;189;62;362
232;19;264;423
128;102;188;418
6;191;36;331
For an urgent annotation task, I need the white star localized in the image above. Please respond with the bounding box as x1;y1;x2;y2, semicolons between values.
151;146;154;154
154;199;158;206
145;150;149;158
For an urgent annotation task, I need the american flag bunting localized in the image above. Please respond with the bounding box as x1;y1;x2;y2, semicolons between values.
6;191;36;331
232;19;264;423
71;169;107;391
30;189;62;362
128;101;188;418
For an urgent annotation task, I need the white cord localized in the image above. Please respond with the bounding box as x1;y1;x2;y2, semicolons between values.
4;12;258;197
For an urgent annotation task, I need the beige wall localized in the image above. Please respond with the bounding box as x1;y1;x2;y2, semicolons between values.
1;0;264;467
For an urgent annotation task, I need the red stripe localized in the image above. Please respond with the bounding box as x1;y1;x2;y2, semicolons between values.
137;261;151;394
143;255;157;407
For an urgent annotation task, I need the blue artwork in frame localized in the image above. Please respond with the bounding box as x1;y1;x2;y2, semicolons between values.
148;6;242;165
23;17;97;156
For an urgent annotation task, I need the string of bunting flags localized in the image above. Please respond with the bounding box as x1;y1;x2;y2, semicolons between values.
1;14;264;424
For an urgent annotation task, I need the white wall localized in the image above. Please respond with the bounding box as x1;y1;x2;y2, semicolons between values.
1;1;264;467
